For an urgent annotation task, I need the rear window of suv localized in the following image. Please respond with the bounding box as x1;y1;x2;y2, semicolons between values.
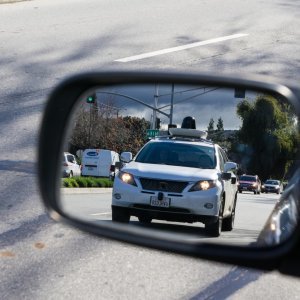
135;142;216;169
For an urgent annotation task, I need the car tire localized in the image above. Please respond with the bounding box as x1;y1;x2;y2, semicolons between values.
138;216;152;224
205;199;223;237
222;194;237;232
112;207;130;223
239;190;242;193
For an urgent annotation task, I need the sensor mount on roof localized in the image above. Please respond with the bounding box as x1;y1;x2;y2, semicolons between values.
169;128;208;139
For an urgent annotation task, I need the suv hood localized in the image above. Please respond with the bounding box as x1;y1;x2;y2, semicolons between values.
123;162;219;182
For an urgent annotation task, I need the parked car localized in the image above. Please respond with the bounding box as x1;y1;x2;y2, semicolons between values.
238;174;261;194
261;179;283;194
112;127;238;237
62;152;81;178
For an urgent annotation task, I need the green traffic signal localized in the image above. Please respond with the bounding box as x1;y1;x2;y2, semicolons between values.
86;93;96;104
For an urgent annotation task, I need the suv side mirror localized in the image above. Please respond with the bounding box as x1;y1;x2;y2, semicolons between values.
115;161;122;169
120;152;132;163
221;172;232;180
224;162;237;173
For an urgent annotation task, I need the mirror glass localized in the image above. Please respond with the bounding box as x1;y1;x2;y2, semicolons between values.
59;83;299;247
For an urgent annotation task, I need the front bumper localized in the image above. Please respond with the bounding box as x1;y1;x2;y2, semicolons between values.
238;184;257;192
112;205;218;224
264;186;279;193
112;176;222;223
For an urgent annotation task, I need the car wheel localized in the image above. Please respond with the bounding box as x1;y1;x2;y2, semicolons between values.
253;190;257;194
205;199;223;237
112;207;130;223
138;216;152;224
239;190;242;193
222;194;237;232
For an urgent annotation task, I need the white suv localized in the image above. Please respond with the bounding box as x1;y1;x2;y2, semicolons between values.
112;129;238;237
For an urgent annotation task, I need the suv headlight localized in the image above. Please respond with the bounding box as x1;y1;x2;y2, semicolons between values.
118;171;137;186
189;180;217;192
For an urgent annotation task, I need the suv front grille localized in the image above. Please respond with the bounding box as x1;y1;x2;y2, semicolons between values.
139;178;188;193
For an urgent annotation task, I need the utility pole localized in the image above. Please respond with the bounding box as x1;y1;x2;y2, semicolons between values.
170;83;174;125
152;84;159;129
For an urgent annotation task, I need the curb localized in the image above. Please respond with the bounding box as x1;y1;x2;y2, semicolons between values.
61;188;113;194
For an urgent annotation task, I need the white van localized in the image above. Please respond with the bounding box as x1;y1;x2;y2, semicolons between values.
81;149;120;178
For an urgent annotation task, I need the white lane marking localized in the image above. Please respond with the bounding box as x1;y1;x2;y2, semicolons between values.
90;212;111;216
115;33;249;62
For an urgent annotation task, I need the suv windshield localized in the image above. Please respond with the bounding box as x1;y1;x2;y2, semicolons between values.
265;180;280;185
135;142;216;169
239;176;256;182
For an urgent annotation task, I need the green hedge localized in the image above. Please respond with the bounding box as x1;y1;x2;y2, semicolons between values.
62;177;113;188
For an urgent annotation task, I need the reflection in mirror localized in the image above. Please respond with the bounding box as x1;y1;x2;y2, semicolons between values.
60;83;299;247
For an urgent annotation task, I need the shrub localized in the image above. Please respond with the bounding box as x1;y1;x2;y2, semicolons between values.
76;177;89;187
62;176;113;188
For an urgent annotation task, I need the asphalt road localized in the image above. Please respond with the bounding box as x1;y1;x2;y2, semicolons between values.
1;0;300;299
61;189;278;246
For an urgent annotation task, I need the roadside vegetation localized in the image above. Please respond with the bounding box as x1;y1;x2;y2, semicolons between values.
62;176;113;188
69;98;150;155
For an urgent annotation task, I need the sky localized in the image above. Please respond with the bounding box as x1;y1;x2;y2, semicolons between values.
72;82;268;134
87;83;260;130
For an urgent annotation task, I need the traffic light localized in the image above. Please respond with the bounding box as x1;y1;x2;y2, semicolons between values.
86;93;96;104
155;117;161;129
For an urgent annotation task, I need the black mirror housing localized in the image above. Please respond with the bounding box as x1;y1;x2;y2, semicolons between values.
221;172;232;180
38;71;300;277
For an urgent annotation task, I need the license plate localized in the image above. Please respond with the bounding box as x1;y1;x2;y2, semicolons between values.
242;187;247;190
150;196;170;208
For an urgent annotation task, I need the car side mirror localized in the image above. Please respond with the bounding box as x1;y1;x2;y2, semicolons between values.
38;71;300;277
115;161;122;169
224;161;237;173
120;152;132;163
221;172;232;180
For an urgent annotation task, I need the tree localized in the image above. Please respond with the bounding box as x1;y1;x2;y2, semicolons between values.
68;100;151;155
236;95;298;180
207;118;214;133
216;117;224;132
